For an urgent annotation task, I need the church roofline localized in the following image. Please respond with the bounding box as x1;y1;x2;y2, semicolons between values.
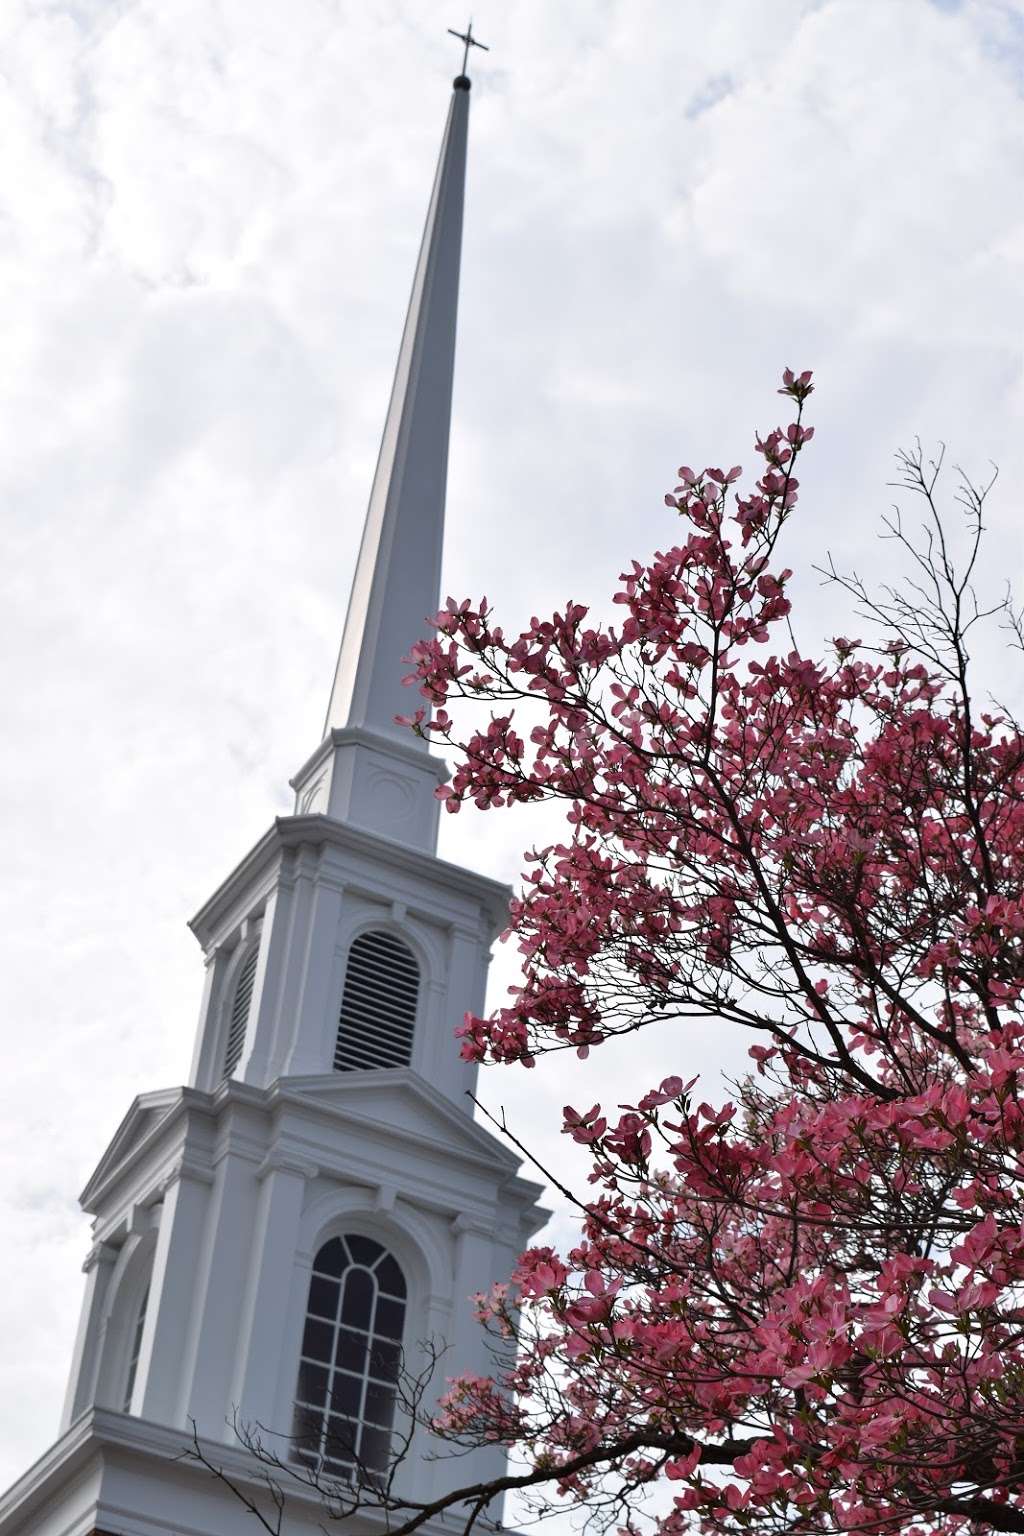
188;812;511;949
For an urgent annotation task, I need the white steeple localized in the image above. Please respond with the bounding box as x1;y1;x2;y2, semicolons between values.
0;57;547;1536
292;73;473;853
325;79;468;744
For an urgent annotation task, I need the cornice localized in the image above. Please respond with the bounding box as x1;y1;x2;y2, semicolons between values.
450;1211;495;1240
290;725;451;790
281;1121;544;1225
82;1239;119;1275
79;1074;544;1235
155;1155;216;1196
80;1087;219;1214
269;1070;523;1173
188;814;511;948
0;1409;486;1535
255;1149;320;1182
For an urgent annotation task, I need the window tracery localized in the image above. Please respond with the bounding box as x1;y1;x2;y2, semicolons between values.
292;1234;407;1476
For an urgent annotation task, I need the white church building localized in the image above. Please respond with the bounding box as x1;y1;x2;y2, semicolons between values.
0;53;546;1536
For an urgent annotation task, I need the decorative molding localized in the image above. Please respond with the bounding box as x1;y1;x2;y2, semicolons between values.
0;1407;437;1535
156;1157;216;1197
296;1184;453;1296
451;1212;494;1240
367;767;416;816
194;860;286;958
240;912;264;944
290;725;451;793
189;814;511;949
255;1150;320;1183
298;774;327;815
209;1131;268;1171
127;1202;157;1238
270;1073;524;1177
82;1240;119;1276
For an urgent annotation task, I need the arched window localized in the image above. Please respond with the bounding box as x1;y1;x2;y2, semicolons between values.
334;931;419;1073
292;1236;407;1477
223;943;260;1078
122;1283;149;1413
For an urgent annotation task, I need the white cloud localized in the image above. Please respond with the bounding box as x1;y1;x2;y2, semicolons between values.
1;0;1023;1492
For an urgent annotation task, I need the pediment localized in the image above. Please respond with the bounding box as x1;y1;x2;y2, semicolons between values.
276;1070;523;1175
79;1088;183;1209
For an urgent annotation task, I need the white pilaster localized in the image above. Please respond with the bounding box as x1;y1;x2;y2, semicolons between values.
175;1151;260;1436
281;878;345;1076
187;951;223;1088
136;1165;214;1422
241;881;293;1086
257;850;317;1082
232;1158;314;1431
60;1240;118;1430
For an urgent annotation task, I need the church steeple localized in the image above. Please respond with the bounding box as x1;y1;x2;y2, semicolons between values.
292;72;475;852
0;56;546;1536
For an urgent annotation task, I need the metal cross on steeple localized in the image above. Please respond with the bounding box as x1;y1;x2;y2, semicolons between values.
447;20;488;78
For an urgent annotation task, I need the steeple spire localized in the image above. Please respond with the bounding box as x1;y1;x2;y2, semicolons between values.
324;73;471;745
291;68;477;852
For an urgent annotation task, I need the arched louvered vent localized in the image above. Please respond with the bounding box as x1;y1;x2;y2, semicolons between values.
223;944;260;1078
334;930;419;1073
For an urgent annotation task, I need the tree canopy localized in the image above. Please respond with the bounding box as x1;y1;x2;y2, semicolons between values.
400;371;1024;1536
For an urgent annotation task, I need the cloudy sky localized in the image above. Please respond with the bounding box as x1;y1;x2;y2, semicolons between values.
2;0;1023;1495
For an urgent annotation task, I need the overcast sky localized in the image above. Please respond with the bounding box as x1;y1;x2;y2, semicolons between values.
2;0;1023;1495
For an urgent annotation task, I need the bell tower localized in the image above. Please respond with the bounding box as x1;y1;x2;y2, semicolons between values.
0;54;546;1536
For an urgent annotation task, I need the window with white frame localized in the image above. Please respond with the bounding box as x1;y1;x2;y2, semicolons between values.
223;941;260;1078
334;930;419;1072
291;1235;406;1477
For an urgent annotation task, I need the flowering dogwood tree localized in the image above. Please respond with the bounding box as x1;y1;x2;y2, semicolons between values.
200;373;1024;1536
393;371;1024;1536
